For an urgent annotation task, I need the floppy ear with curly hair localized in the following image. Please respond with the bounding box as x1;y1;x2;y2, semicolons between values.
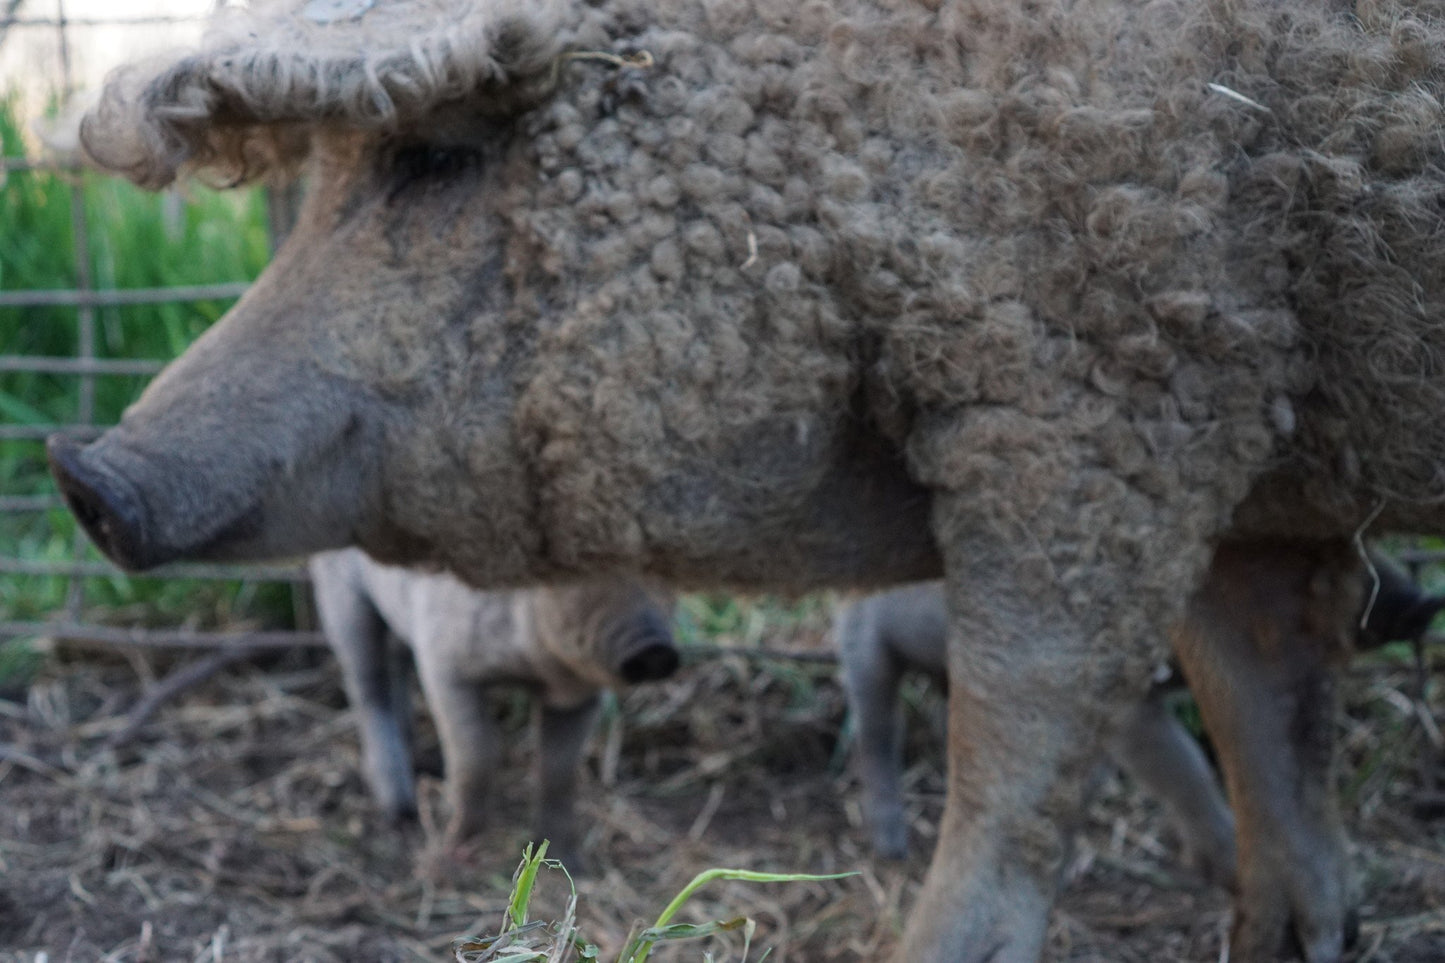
79;0;567;188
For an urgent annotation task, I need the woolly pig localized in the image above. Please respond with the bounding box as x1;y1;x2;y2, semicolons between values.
309;549;678;869
46;0;1445;959
838;562;1443;891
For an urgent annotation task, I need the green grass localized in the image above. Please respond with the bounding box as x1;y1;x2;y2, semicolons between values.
0;636;45;695
454;842;855;963
674;594;834;648
1;92;294;633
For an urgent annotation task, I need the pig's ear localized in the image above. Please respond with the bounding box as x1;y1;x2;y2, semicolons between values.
78;0;569;189
78;57;317;190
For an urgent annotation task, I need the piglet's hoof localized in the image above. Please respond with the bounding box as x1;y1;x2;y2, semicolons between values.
867;811;910;861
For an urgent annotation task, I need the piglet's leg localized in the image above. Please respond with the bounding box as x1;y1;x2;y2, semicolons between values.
316;581;418;823
413;653;503;844
837;605;912;859
1107;687;1237;890
1171;539;1358;963
534;694;602;873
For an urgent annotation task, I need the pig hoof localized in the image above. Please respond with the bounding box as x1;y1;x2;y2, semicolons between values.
1238;893;1354;963
1278;904;1357;963
1288;930;1343;963
618;643;680;683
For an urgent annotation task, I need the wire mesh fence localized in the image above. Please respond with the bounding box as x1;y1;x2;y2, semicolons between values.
0;2;324;650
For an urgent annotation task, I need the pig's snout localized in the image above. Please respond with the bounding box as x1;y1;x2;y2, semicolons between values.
614;606;680;683
619;641;681;683
47;435;156;571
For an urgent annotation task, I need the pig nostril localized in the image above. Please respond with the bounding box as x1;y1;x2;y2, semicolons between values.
46;436;151;571
58;469;112;542
68;484;105;532
619;642;681;683
82;500;117;543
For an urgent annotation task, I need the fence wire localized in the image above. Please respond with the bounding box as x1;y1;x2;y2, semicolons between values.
1;4;318;650
0;156;316;649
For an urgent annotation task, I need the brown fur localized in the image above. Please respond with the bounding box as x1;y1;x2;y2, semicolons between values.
1171;540;1363;962
56;1;1445;960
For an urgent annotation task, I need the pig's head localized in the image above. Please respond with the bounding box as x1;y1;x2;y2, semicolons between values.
50;0;570;576
49;0;938;593
47;295;384;569
48;129;524;574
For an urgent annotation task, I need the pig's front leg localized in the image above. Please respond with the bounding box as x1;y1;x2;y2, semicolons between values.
412;656;504;844
1107;688;1237;890
896;487;1207;963
534;695;602;873
313;568;418;823
1171;540;1358;963
837;601;913;859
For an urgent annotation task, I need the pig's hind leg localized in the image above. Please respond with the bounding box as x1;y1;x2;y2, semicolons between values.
1170;539;1358;963
316;584;419;824
534;694;603;873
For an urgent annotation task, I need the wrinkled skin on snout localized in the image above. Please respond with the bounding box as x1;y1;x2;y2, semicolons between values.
310;548;678;871
48;277;387;571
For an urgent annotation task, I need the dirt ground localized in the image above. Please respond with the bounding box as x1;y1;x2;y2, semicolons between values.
1;607;1444;963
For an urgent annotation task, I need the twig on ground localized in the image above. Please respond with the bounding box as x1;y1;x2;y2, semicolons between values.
107;647;255;748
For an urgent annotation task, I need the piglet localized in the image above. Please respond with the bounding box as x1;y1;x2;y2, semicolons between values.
309;548;678;869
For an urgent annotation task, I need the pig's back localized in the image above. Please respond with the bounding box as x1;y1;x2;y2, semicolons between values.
332;551;533;681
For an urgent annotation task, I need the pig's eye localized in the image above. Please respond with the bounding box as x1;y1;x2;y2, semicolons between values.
386;143;484;195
